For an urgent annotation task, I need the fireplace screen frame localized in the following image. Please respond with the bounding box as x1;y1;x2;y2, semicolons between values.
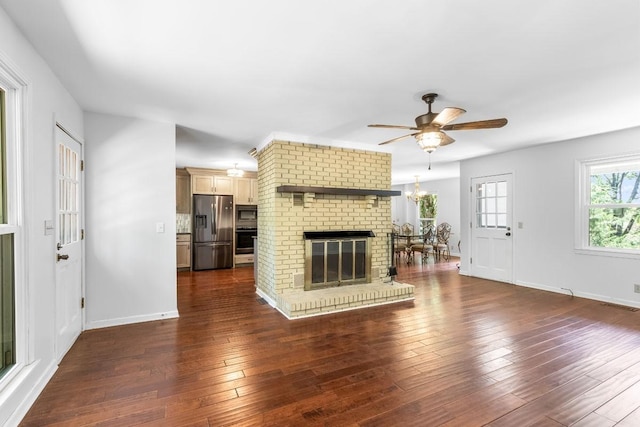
304;237;372;290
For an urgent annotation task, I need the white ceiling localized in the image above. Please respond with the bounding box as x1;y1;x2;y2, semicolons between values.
2;0;639;184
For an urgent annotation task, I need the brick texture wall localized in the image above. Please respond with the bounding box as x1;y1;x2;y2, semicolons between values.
256;140;394;302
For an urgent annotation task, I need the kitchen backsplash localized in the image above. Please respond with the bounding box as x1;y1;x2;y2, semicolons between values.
176;213;191;233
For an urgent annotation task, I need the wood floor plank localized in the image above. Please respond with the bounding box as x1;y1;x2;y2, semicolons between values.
571;412;617;427
548;370;640;425
19;259;640;426
617;405;640;427
487;374;601;427
593;377;640;422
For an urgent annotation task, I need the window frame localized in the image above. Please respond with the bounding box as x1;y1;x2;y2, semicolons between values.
0;55;28;391
575;153;640;259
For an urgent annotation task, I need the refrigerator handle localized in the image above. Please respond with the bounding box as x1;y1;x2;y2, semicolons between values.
211;201;216;239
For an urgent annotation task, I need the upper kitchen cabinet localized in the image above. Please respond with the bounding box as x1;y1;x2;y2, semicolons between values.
190;173;234;195
176;169;191;213
185;167;258;199
235;178;258;205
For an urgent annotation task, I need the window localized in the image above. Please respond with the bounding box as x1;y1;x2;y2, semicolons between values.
418;194;437;233
0;58;25;386
475;180;508;229
0;88;16;378
578;155;640;255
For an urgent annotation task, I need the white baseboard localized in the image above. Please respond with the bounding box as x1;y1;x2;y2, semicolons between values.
516;280;640;309
255;288;277;308
84;310;180;330
3;359;57;427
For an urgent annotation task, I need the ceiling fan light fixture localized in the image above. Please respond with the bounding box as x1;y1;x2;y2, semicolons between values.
415;131;444;153
226;163;244;177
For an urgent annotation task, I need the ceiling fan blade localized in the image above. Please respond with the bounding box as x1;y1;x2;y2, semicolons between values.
368;124;419;130
432;107;466;126
440;133;455;146
442;118;508;131
378;132;419;145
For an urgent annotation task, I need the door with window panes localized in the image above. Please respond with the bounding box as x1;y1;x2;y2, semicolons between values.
471;174;513;283
55;126;83;361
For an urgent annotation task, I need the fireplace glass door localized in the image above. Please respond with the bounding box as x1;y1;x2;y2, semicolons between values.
306;238;370;290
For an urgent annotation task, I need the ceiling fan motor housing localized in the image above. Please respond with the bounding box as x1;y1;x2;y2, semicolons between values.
415;113;438;128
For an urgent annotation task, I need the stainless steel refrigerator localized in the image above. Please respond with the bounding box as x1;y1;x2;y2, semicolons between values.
193;194;234;270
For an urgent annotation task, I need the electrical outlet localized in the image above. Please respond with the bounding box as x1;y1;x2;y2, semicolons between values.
635;284;640;294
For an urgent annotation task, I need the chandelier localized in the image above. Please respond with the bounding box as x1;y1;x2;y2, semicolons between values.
226;163;244;177
406;175;428;204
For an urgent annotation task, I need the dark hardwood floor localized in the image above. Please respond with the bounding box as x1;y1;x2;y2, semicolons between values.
21;258;640;426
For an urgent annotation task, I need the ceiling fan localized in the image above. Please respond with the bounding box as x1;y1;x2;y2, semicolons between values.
369;93;507;154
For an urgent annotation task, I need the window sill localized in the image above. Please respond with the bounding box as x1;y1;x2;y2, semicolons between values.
575;247;640;260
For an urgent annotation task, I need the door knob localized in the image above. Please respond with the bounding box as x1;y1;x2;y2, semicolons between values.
57;253;69;261
506;232;511;236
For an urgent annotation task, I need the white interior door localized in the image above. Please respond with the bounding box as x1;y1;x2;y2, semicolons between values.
470;174;513;283
55;126;83;361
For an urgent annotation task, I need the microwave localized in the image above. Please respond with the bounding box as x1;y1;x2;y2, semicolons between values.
236;205;257;224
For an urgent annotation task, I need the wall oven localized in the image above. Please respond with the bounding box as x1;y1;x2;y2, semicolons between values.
235;205;257;255
235;228;257;254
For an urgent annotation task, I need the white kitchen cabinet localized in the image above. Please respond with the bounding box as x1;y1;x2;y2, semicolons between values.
235;178;258;204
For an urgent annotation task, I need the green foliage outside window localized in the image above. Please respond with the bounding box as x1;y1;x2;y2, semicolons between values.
419;194;437;220
589;168;640;249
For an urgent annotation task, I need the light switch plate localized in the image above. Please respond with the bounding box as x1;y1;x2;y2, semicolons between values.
44;220;54;236
156;222;165;233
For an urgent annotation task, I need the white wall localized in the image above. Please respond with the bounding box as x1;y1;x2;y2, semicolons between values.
392;177;461;255
460;126;640;308
0;6;84;426
84;112;178;329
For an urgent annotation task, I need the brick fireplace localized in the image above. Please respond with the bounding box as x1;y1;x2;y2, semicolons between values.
255;139;415;318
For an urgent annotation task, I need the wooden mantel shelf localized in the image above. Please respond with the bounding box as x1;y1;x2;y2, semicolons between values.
276;185;401;197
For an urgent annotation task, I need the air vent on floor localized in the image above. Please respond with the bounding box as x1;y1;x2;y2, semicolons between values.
600;302;639;312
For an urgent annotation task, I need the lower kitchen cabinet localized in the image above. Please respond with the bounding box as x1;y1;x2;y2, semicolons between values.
234;254;254;265
177;234;191;268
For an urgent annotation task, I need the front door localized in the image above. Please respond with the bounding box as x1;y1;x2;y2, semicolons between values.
55;125;83;361
470;174;513;283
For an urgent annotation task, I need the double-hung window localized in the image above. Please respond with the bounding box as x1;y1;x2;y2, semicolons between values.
0;87;15;379
0;57;25;386
578;154;640;255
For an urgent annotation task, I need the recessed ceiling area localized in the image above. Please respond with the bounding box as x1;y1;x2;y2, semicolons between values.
1;0;638;184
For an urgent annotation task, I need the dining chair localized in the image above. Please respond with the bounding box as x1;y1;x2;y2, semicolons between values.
401;223;414;236
392;224;408;263
435;222;452;260
409;224;435;262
